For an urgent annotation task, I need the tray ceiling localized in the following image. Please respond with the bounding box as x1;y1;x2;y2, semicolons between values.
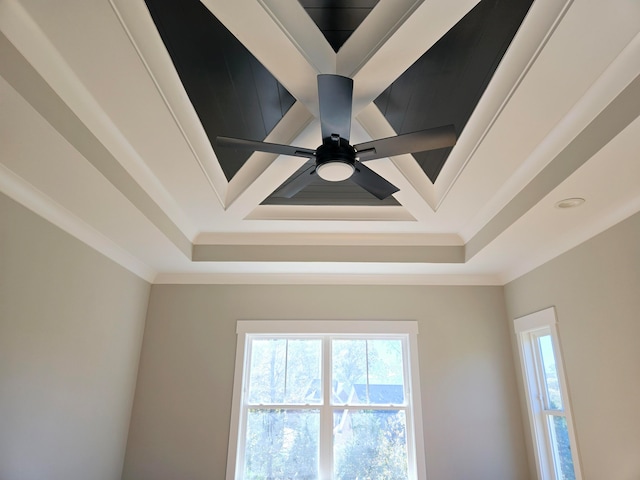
0;0;639;284
144;0;533;205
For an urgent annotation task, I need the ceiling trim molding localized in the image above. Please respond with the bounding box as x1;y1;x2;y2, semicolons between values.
199;0;321;112
461;28;640;243
244;204;416;221
433;0;576;212
466;68;640;260
343;0;480;111
194;232;463;246
0;26;193;257
0;165;156;282
192;244;464;263
109;0;227;210
153;272;502;286
499;194;640;285
257;0;335;75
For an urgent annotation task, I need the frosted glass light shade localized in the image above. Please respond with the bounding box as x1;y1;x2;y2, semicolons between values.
316;161;354;182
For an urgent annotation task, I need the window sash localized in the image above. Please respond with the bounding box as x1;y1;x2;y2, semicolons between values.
514;308;581;480
227;321;425;480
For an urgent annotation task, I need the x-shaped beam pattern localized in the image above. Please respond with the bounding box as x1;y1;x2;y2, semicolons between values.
200;0;480;219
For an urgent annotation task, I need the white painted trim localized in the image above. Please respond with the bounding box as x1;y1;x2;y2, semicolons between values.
225;325;249;480
227;320;426;479
514;306;557;333
257;0;335;75
514;307;583;480
0;165;156;282
501;192;640;284
152;272;503;286
409;329;428;479
108;0;227;209
237;320;418;335
461;25;640;243
0;0;198;240
194;232;463;246
441;0;575;217
245;205;416;221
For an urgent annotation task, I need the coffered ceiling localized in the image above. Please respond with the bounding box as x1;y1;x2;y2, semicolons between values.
1;0;639;285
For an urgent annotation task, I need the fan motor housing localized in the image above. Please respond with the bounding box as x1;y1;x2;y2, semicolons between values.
315;137;356;168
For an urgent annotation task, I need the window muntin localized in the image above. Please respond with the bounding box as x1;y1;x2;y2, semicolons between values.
227;321;425;480
247;338;322;405
515;308;581;480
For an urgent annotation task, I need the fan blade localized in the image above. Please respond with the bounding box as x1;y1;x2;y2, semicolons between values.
216;136;315;158
272;161;317;198
318;74;353;142
350;162;399;200
354;125;456;161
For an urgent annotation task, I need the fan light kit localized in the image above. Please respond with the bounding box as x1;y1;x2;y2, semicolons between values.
217;74;457;199
316;162;354;182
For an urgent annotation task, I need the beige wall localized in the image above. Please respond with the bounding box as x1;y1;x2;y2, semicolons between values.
122;284;529;480
0;194;150;480
504;211;640;480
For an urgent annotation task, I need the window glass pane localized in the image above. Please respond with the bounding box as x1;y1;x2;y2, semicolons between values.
244;409;319;480
333;409;408;480
332;339;405;405
285;339;322;404
548;415;576;480
367;339;405;405
538;335;563;410
332;339;368;404
248;339;322;404
248;339;286;404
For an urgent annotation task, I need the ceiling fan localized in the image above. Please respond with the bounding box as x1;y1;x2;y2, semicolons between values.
216;74;457;200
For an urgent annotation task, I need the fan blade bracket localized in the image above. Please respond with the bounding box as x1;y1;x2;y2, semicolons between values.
353;125;457;162
294;150;315;157
215;136;315;158
355;147;376;160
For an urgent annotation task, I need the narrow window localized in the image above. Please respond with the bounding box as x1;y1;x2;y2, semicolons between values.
515;308;582;480
226;321;426;480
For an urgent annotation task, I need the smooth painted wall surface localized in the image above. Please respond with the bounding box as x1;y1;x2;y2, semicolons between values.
123;284;529;480
0;194;150;480
504;211;640;480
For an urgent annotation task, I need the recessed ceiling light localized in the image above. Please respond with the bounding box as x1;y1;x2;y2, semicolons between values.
554;197;585;209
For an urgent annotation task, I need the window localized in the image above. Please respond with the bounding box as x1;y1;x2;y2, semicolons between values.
515;308;582;480
226;321;426;480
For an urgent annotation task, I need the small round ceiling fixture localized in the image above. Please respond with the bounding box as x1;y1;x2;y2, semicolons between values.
316;161;355;182
555;197;585;209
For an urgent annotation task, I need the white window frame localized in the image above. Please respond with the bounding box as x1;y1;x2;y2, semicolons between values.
226;320;427;480
514;307;582;480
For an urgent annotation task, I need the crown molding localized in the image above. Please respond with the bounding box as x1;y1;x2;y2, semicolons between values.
0;165;156;282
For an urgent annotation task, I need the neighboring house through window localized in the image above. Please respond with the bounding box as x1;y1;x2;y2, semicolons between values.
515;307;582;480
226;320;426;480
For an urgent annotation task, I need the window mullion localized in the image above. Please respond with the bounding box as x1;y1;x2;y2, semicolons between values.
319;336;332;480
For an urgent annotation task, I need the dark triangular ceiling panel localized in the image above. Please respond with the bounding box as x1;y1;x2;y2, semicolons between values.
299;0;380;52
145;0;296;181
262;176;400;206
375;0;534;183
